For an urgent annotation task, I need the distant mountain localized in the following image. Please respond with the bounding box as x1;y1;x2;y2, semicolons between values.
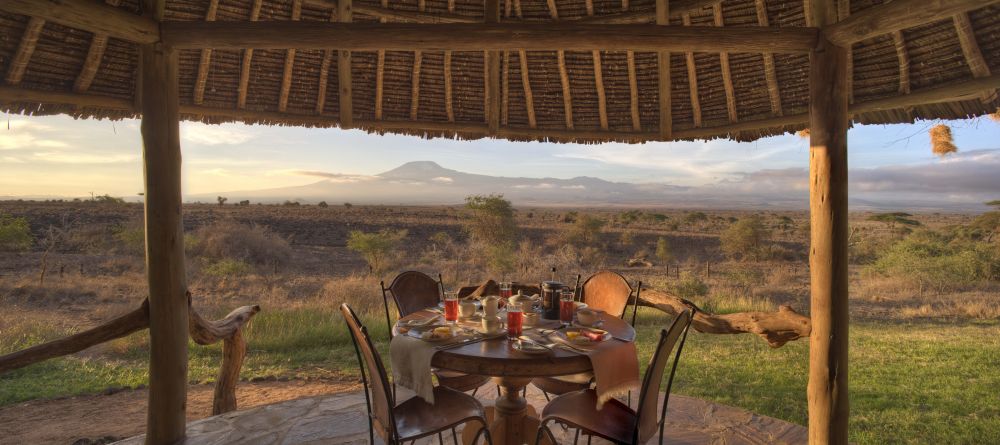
186;160;994;212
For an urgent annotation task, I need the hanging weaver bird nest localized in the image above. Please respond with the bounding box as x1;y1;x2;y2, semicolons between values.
929;124;958;157
796;129;810;139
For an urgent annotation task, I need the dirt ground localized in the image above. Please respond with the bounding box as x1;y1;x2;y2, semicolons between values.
0;379;360;445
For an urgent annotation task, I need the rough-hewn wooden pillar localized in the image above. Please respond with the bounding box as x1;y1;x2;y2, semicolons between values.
140;41;188;445
808;2;849;441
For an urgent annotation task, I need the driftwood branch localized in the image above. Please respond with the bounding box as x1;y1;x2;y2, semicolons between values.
0;299;150;374
0;294;259;415
638;289;811;347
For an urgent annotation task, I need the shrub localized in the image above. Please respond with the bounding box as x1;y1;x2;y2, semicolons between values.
347;229;408;274
317;201;329;208
670;272;709;299
683;211;708;225
188;220;292;266
655;236;672;264
0;214;33;251
91;194;125;204
203;258;252;277
564;214;605;246
463;194;518;248
721;215;771;260
344;202;353;209
238;200;250;206
113;224;146;255
866;230;999;291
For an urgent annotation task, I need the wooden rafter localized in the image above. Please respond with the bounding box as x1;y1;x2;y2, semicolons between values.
501;51;510;125
585;0;595;16
571;0;727;24
372;0;388;120
825;0;996;46
444;51;454;122
5;17;44;85
682;14;702;128
74;0;123;93
546;0;560;19
837;0;853;103
338;0;353;128
2;0;158;44
755;0;783;117
193;0;220;105
518;50;537;128
557;51;574;130
891;30;910;95
485;0;501;134
714;4;738;123
954;12;991;78
513;0;523;18
622;0;629;12
315;11;336;114
237;0;263;109
656;0;671;140
277;0;302;112
303;0;476;23
593;50;609;130
410;50;423;120
626;50;641;131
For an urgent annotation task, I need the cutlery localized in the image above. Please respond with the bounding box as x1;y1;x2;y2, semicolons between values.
517;336;554;352
435;336;488;350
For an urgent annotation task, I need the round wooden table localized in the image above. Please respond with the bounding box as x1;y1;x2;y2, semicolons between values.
395;310;637;445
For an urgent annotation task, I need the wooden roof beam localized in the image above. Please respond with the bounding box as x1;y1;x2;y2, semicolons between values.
193;0;221;105
444;50;453;122
277;0;302;112
4;72;999;141
682;14;702;128
756;0;783;117
824;0;998;46
570;0;724;24
2;0;158;44
304;0;478;23
237;0;264;109
75;0;123;93
714;4;738;123
557;51;574;130
837;0;853;103
338;0;353;128
656;0;671;140
954;12;992;78
161;23;819;53
891;30;910;95
315;11;337;114
5;17;44;86
485;0;501;134
626;50;641;131
410;50;423;120
518;50;536;128
593;50;609;130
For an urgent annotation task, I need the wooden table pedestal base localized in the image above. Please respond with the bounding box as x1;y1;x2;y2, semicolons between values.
462;377;551;445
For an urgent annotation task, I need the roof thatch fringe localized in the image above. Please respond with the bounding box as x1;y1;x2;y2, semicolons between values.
990;108;1000;123
929;124;958;157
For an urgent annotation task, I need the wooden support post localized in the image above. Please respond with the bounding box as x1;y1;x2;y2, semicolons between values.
808;1;849;443
714;3;738;123
681;13;702;128
519;50;537;128
5;17;44;85
557;51;574;129
485;0;500;135
656;0;671;140
237;0;263;109
140;41;188;445
338;0;353;128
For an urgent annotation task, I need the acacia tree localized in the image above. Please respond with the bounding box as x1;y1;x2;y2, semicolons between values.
463;194;519;276
720;215;771;261
347;229;408;275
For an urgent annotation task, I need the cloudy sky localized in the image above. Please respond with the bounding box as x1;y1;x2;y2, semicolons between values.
1;112;998;208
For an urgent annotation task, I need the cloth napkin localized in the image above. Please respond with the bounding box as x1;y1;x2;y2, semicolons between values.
550;331;640;409
389;334;438;404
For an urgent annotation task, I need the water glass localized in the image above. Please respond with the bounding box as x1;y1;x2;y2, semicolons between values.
443;291;459;324
506;302;523;339
559;289;576;326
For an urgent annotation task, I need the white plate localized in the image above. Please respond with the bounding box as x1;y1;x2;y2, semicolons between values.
476;327;507;338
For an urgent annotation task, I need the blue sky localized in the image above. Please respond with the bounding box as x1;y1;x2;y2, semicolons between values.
1;112;998;202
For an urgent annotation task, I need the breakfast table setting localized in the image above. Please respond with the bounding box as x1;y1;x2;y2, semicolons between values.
388;280;641;445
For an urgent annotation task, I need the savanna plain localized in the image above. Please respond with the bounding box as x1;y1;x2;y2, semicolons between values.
1;198;998;445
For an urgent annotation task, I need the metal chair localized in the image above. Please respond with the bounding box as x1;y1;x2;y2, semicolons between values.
381;271;491;393
340;303;494;445
531;271;639;400
534;309;694;445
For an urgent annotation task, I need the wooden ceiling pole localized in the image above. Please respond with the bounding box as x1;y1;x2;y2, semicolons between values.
443;0;454;122
626;51;641;131
807;0;849;444
1;0;159;43
593;50;609;130
4;17;44;85
485;0;501;135
75;0;123;93
953;11;994;101
891;31;911;95
315;11;337;114
825;0;997;46
237;0;263;109
193;0;220;105
714;4;738;123
656;0;672;140
410;50;423;120
557;51;574;130
518;50;537;128
755;0;783;117
338;0;353;128
137;0;188;443
374;0;387;120
278;0;302;112
682;14;702;127
836;0;852;103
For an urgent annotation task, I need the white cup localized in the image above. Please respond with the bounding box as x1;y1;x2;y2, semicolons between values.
577;309;598;326
482;315;501;333
459;300;477;318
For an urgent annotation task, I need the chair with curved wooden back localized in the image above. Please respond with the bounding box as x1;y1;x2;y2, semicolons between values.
531;271;637;398
534;309;694;445
340;304;494;445
380;271;490;393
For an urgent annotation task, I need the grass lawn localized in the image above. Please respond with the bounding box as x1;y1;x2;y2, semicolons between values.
3;306;999;444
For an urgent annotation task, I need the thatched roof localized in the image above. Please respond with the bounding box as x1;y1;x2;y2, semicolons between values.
1;0;999;143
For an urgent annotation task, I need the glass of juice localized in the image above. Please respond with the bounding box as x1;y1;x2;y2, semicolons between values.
499;281;512;299
506;302;523;339
443;291;459;324
559;288;575;326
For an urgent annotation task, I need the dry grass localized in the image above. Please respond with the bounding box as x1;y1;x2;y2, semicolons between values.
930;124;958;157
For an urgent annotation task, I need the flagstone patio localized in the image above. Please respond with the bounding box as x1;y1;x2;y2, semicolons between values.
114;386;806;445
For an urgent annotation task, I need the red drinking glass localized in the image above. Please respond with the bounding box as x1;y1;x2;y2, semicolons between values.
443;292;459;324
506;303;523;339
559;289;575;325
499;282;512;299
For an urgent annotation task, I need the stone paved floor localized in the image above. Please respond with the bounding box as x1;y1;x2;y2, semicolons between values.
115;386;806;445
